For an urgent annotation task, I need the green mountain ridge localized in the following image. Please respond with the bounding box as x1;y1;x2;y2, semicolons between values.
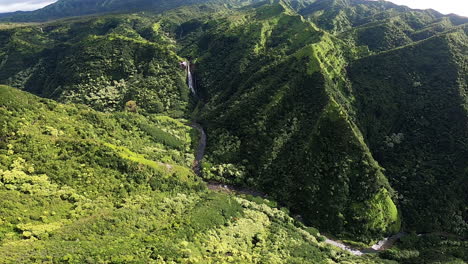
186;2;400;240
0;0;264;22
174;0;466;240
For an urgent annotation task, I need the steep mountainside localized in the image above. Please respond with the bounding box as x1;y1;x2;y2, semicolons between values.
172;0;467;241
181;1;400;241
349;31;468;233
0;14;190;115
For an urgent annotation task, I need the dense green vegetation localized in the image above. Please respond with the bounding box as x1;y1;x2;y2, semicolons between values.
0;0;267;22
175;2;401;242
380;233;468;264
0;0;467;262
0;85;396;263
0;0;201;22
0;14;192;116
167;0;467;243
349;30;468;235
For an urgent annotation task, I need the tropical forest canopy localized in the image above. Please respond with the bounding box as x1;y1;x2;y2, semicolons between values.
0;0;466;263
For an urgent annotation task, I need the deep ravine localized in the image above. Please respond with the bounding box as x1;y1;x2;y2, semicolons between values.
190;120;405;255
186;63;404;256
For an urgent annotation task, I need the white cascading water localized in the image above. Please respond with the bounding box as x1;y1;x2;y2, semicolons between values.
187;62;196;95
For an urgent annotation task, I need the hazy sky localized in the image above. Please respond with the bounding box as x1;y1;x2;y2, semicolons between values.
0;0;466;16
388;0;468;17
0;0;57;13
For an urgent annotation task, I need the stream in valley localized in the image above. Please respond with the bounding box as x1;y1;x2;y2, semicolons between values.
186;62;405;256
190;122;405;255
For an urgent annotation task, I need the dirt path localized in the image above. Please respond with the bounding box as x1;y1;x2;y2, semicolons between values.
323;232;408;256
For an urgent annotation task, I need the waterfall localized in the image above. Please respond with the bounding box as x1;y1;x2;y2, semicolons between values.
186;62;196;95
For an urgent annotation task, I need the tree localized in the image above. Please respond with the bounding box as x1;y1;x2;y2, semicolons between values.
125;100;138;113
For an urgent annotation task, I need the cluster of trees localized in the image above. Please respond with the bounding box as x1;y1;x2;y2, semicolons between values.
380;233;468;263
0;15;189;116
349;31;468;236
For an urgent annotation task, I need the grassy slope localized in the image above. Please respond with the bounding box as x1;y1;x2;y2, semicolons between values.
0;85;392;263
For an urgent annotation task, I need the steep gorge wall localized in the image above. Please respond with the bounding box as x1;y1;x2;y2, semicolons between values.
179;1;467;240
182;3;400;241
